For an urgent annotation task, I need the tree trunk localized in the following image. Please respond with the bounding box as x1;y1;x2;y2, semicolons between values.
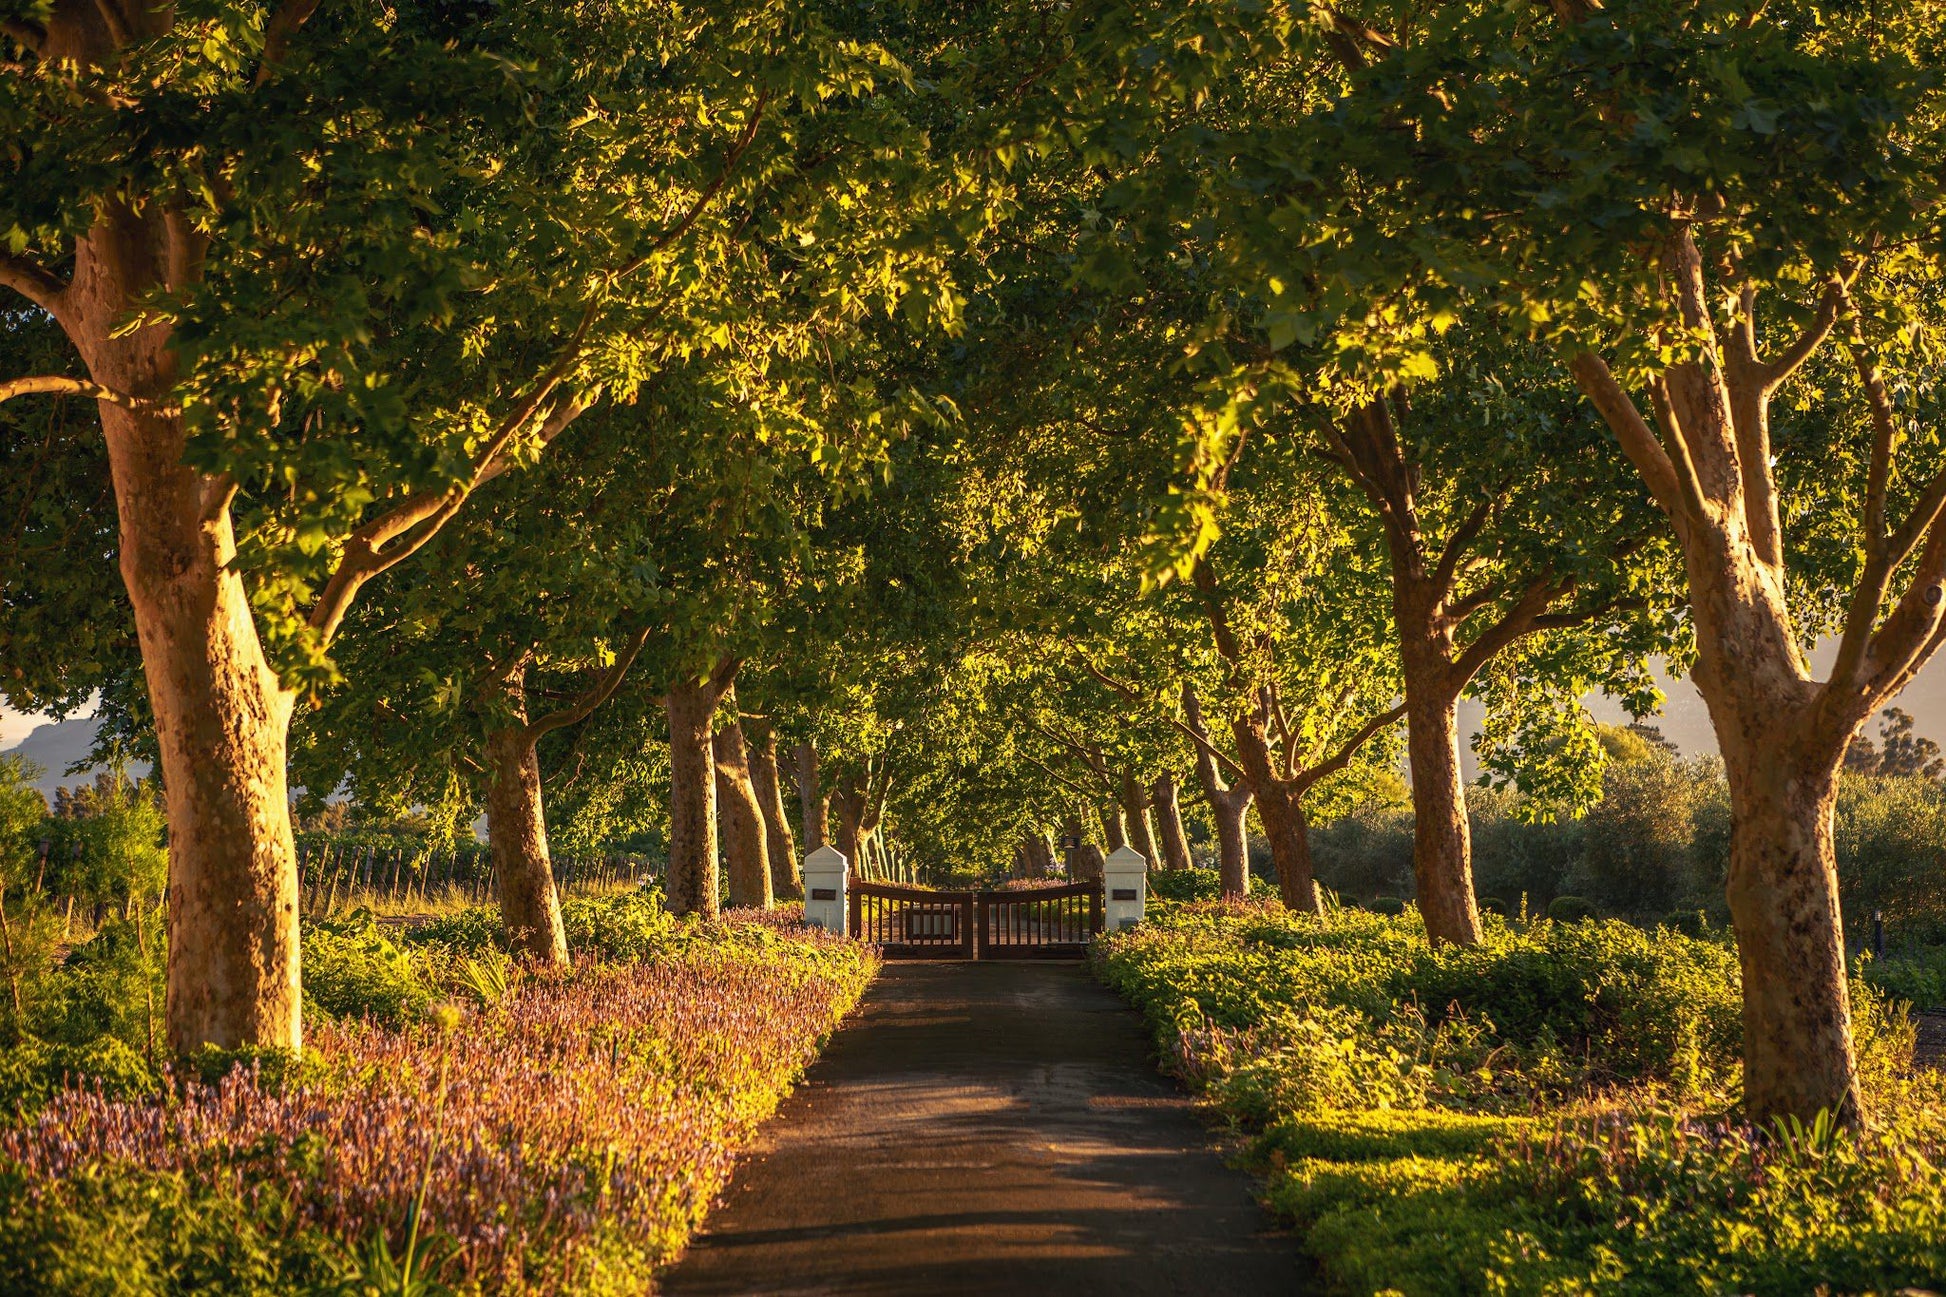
1229;708;1322;914
1118;769;1158;866
664;678;721;918
713;702;772;910
1022;829;1056;878
794;741;830;852
1209;787;1252;898
484;722;570;966
1099;806;1128;852
1252;778;1321;914
1074;842;1107;883
1184;685;1254;899
1718;728;1858;1128
135;489;303;1052
17;27;303;1056
1059;814;1091;879
747;722;801;899
1404;680;1483;945
1150;773;1193;872
835;774;867;866
1684;519;1861;1127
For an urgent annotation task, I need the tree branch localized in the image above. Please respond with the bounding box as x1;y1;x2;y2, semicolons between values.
1268;681;1304;776
304;92;768;649
0;253;69;316
308;382;593;644
523;624;655;742
1190;556;1247;670
0;375;154;409
1443;579;1507;629
1848;306;1901;563
1430;497;1495;605
1022;752;1098;801
1758;279;1845;390
1449;573;1575;690
1568;352;1695;539
1295;703;1406;793
2;19;45;54
1181;682;1250;784
255;0;321;87
90;0;132;50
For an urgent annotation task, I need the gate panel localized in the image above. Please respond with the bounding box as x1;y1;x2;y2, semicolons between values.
977;882;1102;960
849;881;975;959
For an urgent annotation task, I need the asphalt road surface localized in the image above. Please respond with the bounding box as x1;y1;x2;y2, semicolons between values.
661;960;1308;1297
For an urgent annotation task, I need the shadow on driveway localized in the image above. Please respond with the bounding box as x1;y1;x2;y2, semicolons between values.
660;961;1309;1296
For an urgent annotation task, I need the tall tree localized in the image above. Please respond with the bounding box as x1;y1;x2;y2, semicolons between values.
1;0;938;1050
1058;0;1946;1123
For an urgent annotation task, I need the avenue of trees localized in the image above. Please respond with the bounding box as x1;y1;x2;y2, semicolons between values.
5;0;1944;1134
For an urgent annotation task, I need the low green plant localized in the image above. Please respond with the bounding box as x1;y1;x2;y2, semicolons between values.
1148;867;1223;903
1095;903;1946;1294
301;913;444;1027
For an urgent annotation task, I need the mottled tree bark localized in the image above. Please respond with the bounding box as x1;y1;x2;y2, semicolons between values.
713;695;772;910
1099;806;1128;852
1404;676;1482;945
794;740;830;852
1074;842;1107;883
14;5;609;1053
484;719;570;967
664;660;736;918
1233;714;1322;915
746;720;801;899
1150;772;1194;872
1184;684;1254;898
1118;769;1158;866
831;760;890;878
60;195;307;1055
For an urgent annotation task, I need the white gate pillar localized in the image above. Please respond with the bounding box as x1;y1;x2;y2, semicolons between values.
802;845;849;934
1103;845;1147;933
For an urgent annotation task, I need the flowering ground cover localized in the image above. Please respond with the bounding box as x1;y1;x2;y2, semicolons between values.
1095;890;1946;1295
0;893;876;1295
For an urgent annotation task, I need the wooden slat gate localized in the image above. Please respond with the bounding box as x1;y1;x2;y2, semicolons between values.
849;882;976;959
978;882;1101;959
849;880;1102;959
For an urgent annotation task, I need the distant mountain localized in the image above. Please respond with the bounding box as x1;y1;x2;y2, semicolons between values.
0;716;148;803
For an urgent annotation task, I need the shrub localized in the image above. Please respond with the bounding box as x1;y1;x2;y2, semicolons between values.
562;884;684;961
1837;773;1946;941
1862;945;1946;1011
1477;896;1509;917
1368;896;1407;916
405;903;508;954
1149;867;1223;903
1094;903;1946;1295
1309;804;1414;901
1660;908;1711;938
1567;751;1721;918
1545;895;1597;923
0;1036;157;1114
300;913;444;1028
2;914;878;1294
0;1160;361;1295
